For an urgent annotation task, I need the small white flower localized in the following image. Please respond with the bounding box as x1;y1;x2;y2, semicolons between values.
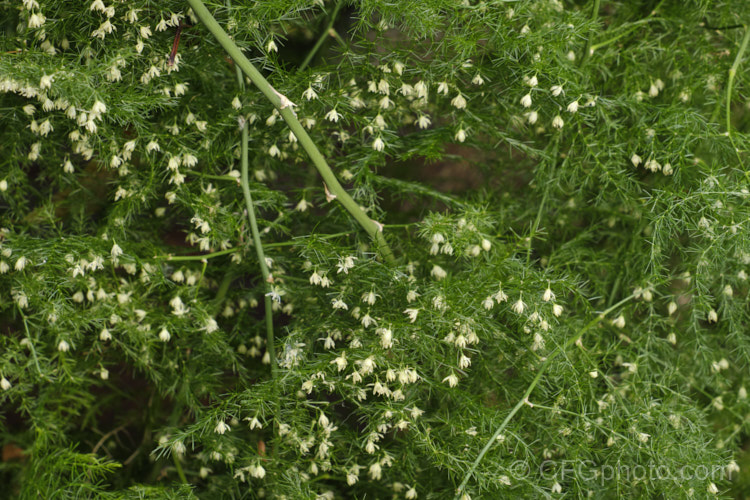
631;153;642;167
266;40;278;53
159;327;171;342
472;73;484;85
372;137;385;152
111;242;123;258
182;154;198;168
612;315;626;328
14;292;29;309
324;108;341;123
566;100;579;113
368;462;382;480
39;74;53;90
552;303;563;317
520;93;532;108
552;115;564;129
378;327;393;349
543;286;555;302
251;464;266;478
1;378;11;391
443;373;459;387
551;85;564;97
331;353;347;371
526;110;538;125
482;296;494;310
91;100;107;115
362;291;378;305
455;128;467;143
415;115;431;129
403;308;419;323
100;328;112;341
437;81;449;95
14;256;27;271
511;296;526;314
378;96;393;109
644;158;661;172
336;255;357;274
204;318;219;333
28;12;46;28
302;86;318;100
451;93;467;109
707;309;718;323
431;265;447;280
58;340;70;352
214;421;230;434
526;75;538;87
332;298;348;310
295;198;312;212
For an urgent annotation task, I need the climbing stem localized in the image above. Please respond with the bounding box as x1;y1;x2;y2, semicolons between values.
583;0;600;60
299;0;345;71
186;0;395;265
725;25;750;168
454;294;635;498
235;65;277;381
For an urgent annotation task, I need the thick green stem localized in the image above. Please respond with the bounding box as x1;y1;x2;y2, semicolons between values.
187;0;395;265
235;65;277;381
583;0;601;60
454;294;635;498
299;0;345;71
589;16;663;53
725;25;750;168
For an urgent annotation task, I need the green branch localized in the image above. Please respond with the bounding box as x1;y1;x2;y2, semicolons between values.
186;0;395;265
583;0;600;60
454;294;635;498
589;16;663;53
725;25;750;168
299;0;345;71
236;65;277;381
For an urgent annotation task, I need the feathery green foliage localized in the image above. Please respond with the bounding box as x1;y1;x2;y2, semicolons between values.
1;0;749;498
